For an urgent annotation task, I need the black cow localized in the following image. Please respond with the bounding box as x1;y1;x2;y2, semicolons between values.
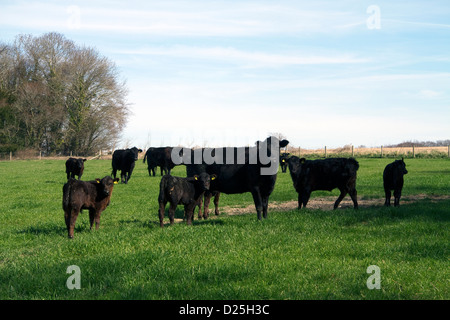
62;176;119;238
65;157;86;180
158;172;216;227
143;147;175;176
383;158;408;207
177;136;289;220
287;156;359;209
280;153;290;173
185;160;220;220
111;147;143;184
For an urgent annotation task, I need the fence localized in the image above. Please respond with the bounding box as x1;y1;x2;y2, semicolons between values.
1;145;450;161
287;145;450;159
0;150;112;161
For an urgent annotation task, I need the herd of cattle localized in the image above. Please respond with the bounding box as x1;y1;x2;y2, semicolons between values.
62;136;408;238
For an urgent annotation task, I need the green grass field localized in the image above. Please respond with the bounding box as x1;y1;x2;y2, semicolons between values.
0;158;448;300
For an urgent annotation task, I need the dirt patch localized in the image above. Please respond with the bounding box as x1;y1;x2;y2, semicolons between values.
167;194;450;224
219;194;450;216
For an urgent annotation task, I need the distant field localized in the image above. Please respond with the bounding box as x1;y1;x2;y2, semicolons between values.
0;158;448;300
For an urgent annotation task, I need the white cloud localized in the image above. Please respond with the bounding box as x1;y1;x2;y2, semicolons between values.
119;45;368;68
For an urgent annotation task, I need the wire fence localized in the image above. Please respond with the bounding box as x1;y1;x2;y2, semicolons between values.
1;145;449;161
286;145;450;159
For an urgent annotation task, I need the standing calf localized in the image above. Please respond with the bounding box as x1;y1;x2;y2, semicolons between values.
287;156;359;209
65;158;86;180
280;153;290;173
63;176;119;238
158;172;216;227
383;158;408;207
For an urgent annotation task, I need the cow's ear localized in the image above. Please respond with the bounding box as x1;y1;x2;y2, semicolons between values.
279;139;289;148
211;174;217;180
96;178;101;184
83;159;87;162
300;158;306;164
194;175;198;180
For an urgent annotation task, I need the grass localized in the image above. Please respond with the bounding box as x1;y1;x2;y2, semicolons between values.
0;158;449;300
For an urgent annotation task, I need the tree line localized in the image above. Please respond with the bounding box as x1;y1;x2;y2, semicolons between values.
0;32;129;155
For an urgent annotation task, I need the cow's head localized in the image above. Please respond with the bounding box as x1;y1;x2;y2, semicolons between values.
190;172;217;191
129;147;143;161
75;158;86;170
95;176;120;197
255;136;290;175
396;158;408;175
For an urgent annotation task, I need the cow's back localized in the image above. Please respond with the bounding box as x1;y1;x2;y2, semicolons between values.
306;158;358;191
63;179;96;210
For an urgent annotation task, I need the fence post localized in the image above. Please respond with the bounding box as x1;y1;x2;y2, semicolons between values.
412;145;415;158
381;146;383;158
448;145;449;158
352;145;354;157
298;147;301;158
324;146;327;158
10;151;12;161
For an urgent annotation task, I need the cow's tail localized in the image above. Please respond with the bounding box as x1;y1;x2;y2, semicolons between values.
62;179;74;210
345;158;360;177
158;175;169;203
143;150;147;164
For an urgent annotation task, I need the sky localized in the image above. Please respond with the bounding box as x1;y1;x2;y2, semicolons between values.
1;0;449;149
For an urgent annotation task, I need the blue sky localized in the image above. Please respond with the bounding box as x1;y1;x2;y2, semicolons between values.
1;0;449;149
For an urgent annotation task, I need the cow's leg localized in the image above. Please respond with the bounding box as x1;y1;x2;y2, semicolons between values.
89;208;96;230
349;188;358;209
185;204;194;225
197;194;205;219
384;188;391;206
297;193;302;209
394;189;402;207
262;195;269;219
89;209;101;230
112;168;117;180
94;211;102;230
214;192;220;215
334;189;347;209
64;210;71;237
300;191;311;208
67;208;79;239
168;203;177;225
203;192;212;219
159;201;167;227
250;187;263;220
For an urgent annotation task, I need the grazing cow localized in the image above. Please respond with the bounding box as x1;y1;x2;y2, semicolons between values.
158;172;216;227
383;158;408;207
176;136;289;220
143;147;175;176
287;156;359;209
65;157;86;180
280;153;290;173
111;147;143;184
62;176;119;238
